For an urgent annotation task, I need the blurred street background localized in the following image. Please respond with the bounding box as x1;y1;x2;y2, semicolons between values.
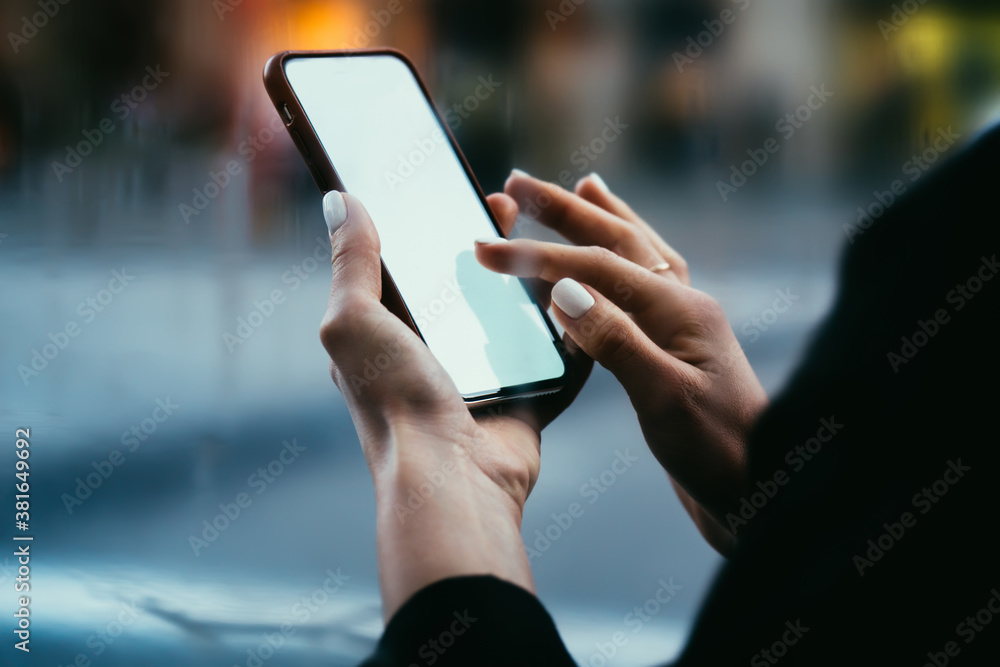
1;0;999;665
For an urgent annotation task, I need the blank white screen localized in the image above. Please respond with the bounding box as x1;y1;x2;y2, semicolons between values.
285;54;565;398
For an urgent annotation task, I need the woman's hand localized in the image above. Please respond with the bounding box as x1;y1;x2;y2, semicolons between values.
317;191;590;619
475;172;769;555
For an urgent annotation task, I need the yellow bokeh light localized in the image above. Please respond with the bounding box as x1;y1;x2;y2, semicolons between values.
287;0;367;51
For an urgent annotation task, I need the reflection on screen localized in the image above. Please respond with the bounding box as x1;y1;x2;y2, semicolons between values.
285;54;565;398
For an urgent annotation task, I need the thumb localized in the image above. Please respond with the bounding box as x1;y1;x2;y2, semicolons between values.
323;191;382;302
549;278;685;405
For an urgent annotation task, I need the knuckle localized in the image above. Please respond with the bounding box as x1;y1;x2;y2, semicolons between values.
591;315;639;368
684;290;728;331
671;255;691;279
609;228;641;257
689;288;724;315
318;315;347;356
329;237;354;269
588;245;620;269
319;294;369;354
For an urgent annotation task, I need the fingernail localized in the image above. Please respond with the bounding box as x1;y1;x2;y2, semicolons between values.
552;278;595;319
323;191;348;235
475;237;508;246
589;172;610;193
510;168;530;179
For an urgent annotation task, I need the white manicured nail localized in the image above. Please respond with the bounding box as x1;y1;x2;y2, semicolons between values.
552;278;595;319
475;237;508;246
323;191;348;235
510;168;530;179
589;172;610;193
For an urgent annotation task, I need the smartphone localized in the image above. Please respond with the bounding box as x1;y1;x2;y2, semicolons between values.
263;49;569;406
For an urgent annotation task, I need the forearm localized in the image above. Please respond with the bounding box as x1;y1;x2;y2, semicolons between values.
370;429;535;621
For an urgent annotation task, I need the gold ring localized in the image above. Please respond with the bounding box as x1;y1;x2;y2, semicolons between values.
649;261;672;274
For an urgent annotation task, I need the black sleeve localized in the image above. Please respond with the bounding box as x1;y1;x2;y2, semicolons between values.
358;576;577;667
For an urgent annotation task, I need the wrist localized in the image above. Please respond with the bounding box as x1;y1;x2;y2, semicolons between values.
369;428;534;620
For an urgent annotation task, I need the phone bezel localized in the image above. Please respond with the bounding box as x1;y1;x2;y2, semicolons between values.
263;48;571;408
